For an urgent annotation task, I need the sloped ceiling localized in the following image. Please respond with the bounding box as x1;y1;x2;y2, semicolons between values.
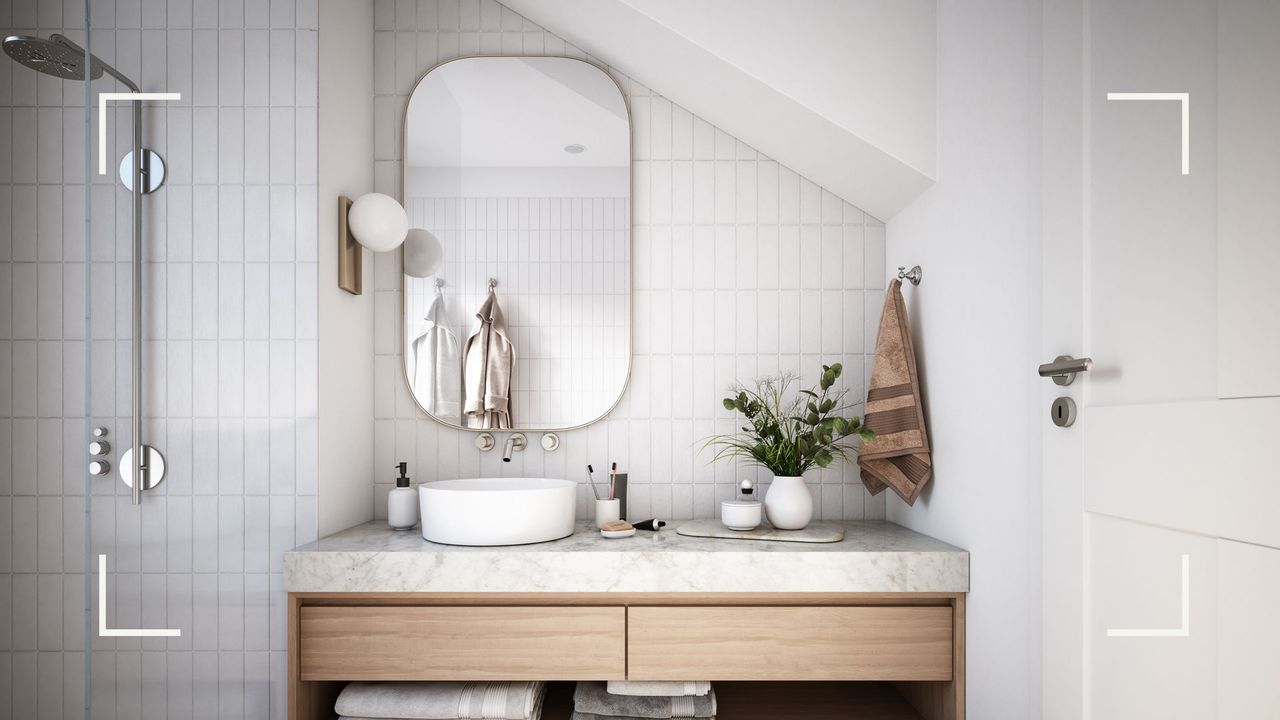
502;0;937;220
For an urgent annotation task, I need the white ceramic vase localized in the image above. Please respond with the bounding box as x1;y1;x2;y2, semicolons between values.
763;475;813;530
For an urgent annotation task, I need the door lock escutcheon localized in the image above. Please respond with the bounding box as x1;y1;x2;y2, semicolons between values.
1050;397;1077;427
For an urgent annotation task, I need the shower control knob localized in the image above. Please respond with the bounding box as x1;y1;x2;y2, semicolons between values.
93;426;108;438
89;460;111;476
89;440;111;456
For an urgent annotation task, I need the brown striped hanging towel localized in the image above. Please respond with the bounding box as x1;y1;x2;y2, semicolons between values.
857;278;932;505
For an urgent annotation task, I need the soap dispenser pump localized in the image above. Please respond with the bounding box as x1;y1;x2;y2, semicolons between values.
388;462;418;530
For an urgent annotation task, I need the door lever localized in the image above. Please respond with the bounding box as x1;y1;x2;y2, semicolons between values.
1038;355;1092;386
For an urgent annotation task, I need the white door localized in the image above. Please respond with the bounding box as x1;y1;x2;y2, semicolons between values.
1041;0;1280;718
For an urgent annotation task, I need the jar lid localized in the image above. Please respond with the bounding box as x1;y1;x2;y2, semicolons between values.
721;500;762;509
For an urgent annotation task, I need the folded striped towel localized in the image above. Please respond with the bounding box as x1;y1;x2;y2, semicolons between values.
605;682;711;698
573;682;716;719
335;681;546;720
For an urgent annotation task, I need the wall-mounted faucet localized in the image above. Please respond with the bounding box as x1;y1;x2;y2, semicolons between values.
502;433;527;462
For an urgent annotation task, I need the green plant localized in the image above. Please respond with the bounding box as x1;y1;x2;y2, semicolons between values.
704;363;874;477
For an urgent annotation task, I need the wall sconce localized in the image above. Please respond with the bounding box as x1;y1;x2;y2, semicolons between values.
337;192;409;295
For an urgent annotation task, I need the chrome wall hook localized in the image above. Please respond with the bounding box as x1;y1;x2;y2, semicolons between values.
897;265;923;285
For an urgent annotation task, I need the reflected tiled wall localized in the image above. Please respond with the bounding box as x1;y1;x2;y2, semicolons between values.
404;195;630;428
372;0;888;522
0;0;319;717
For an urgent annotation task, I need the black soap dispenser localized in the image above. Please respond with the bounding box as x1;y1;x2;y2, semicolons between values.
388;462;418;530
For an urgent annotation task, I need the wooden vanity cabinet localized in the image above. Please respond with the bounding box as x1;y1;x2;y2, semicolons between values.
289;592;966;720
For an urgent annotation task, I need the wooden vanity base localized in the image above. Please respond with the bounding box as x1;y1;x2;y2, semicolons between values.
289;592;965;720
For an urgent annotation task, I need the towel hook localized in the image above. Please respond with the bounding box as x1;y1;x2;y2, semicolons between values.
897;265;922;286
488;277;498;291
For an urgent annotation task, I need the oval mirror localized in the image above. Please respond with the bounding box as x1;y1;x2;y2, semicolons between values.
402;57;631;431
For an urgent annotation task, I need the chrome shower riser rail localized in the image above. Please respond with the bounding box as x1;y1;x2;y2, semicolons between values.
132;97;142;505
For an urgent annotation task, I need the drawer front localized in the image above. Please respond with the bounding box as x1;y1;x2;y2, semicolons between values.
300;606;626;681
627;606;953;681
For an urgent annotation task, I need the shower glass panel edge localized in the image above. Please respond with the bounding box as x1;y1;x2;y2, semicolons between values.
82;3;94;718
81;2;93;712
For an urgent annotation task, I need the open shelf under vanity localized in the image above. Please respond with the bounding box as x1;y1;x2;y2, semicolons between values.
301;681;936;720
546;681;933;720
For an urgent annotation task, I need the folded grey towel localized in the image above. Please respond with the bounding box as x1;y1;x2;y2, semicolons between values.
573;682;716;719
605;682;711;698
571;714;713;720
336;681;546;720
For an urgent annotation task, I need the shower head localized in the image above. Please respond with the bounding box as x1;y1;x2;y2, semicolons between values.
3;34;103;81
3;33;139;90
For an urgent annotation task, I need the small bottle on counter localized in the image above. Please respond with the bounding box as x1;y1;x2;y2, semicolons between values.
388;462;419;530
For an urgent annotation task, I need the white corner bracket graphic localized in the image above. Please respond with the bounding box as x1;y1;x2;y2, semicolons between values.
98;554;181;637
98;92;182;175
1105;92;1191;175
1106;554;1190;638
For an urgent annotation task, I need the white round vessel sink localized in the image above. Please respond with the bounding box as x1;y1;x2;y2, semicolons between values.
418;477;577;546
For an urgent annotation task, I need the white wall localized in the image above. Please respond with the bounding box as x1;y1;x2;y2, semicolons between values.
365;0;888;523
884;1;1042;718
317;0;375;536
622;0;937;175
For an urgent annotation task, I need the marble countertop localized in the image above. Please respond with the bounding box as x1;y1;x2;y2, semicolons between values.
285;520;968;594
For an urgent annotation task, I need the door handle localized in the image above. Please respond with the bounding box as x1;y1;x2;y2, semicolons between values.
1038;355;1092;386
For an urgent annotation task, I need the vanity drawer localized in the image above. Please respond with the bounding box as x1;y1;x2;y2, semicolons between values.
627;606;953;681
299;606;626;681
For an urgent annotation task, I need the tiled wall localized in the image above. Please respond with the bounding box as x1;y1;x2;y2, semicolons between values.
372;0;888;521
404;195;630;428
0;0;319;717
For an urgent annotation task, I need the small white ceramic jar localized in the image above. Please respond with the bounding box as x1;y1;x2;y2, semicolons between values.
720;499;763;531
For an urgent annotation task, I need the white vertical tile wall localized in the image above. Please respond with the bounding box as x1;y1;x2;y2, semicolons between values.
0;0;319;717
372;0;887;523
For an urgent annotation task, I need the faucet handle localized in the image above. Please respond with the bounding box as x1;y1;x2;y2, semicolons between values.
474;433;496;451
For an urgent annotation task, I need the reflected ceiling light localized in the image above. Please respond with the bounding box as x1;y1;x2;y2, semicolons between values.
563;144;585;154
403;228;445;278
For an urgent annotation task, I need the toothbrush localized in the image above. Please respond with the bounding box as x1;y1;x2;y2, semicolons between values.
610;462;617;500
587;465;602;500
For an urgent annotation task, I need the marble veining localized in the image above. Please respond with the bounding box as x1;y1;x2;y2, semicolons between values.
285;521;968;593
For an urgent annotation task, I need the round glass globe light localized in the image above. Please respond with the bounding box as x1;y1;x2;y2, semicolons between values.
348;192;409;252
403;228;444;278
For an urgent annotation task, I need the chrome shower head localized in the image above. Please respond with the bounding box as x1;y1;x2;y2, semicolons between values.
3;33;104;81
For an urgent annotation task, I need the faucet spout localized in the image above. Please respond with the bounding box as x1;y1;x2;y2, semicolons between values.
502;433;527;462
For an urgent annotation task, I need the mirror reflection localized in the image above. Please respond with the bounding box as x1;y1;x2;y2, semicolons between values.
403;57;631;430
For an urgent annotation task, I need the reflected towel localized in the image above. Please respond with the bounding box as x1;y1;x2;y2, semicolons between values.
605;682;711;698
462;290;514;429
857;278;933;505
335;681;546;720
573;682;716;719
409;290;462;422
